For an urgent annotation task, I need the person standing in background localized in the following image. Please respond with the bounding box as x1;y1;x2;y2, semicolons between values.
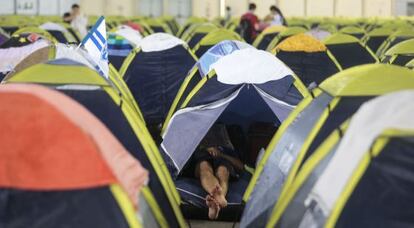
240;3;259;44
264;5;287;26
62;12;72;24
225;6;232;23
69;4;88;38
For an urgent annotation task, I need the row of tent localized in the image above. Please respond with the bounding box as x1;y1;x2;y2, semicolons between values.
1;14;414;227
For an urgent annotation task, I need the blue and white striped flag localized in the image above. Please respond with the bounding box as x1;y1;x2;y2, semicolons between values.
80;16;109;78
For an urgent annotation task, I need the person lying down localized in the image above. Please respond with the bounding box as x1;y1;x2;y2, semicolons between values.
182;124;244;220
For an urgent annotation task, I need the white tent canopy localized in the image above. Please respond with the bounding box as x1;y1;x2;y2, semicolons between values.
115;25;143;47
139;33;186;52
212;49;294;85
39;22;68;32
0;39;50;73
55;43;95;70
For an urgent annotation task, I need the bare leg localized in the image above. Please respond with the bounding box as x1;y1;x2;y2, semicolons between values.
214;165;230;208
196;161;221;219
197;161;220;195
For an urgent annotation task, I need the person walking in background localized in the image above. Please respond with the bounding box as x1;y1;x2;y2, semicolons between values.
224;6;233;25
240;3;259;44
264;5;287;26
69;4;88;38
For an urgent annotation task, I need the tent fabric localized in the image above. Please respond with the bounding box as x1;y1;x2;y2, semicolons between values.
0;33;48;48
1;186;134;228
108;33;135;70
139;33;186;52
0;84;148;207
319;64;414;96
115;26;142;47
0;39;49;73
276;34;327;52
7;59;108;86
183;23;218;48
335;137;414;228
187;32;208;49
1;26;19;34
57;88;182;226
123;45;196;125
275;34;340;86
364;27;393;53
4;62;185;227
193;29;243;58
0;29;9;46
240;93;333;228
39;22;68;32
382;38;414;65
376;30;414;57
339;26;366;39
11;27;57;43
197;40;253;77
11;46;50;75
271;136;340;228
38;23;74;43
242;64;414;227
302;97;372;165
275;50;340;86
2;45;96;82
162;88;241;172
261;25;287;35
161;50;306;176
324;34;377;69
162;41;255;130
383;38;414;55
266;27;308;52
309;91;414;215
55;43;95;70
253;25;287;50
256;33;280;50
306;29;331;41
212;49;294;85
5;56;145;124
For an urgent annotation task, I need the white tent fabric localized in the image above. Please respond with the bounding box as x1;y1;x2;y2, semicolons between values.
212;49;294;85
0;39;50;73
40;22;68;32
308;90;414;215
55;43;95;70
139;33;186;52
254;85;295;122
197;40;254;77
115;25;142;47
161;88;242;171
306;29;331;41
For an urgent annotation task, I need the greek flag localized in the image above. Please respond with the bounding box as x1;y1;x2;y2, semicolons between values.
80;16;109;78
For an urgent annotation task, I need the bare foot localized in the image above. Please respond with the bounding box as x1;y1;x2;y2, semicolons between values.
212;185;227;208
206;195;220;220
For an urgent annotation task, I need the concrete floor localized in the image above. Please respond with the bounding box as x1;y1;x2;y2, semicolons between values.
188;220;239;228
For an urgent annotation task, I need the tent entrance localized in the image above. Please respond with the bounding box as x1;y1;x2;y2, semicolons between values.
217;85;279;166
174;86;280;221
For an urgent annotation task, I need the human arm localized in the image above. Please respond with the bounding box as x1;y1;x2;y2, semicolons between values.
207;147;244;172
